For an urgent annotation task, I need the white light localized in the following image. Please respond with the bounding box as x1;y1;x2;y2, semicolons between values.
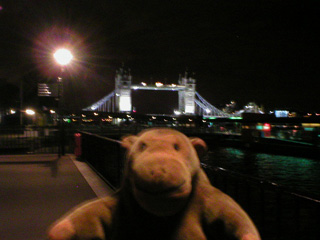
26;109;35;115
119;96;131;112
185;105;195;114
141;82;147;86
10;109;16;114
205;109;211;113
50;110;56;114
174;110;181;115
54;48;73;66
155;82;163;87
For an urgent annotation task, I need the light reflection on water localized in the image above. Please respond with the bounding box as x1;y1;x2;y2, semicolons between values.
207;147;320;198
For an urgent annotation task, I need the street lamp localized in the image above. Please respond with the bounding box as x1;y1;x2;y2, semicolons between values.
53;47;73;109
54;48;73;66
53;48;73;101
53;48;73;157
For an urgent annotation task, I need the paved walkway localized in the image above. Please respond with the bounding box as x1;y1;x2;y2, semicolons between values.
0;154;114;240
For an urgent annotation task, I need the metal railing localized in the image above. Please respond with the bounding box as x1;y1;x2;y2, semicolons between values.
0;126;60;154
79;130;320;240
0;126;77;155
80;131;124;189
202;164;320;240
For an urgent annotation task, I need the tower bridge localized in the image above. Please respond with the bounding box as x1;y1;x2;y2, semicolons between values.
83;68;234;118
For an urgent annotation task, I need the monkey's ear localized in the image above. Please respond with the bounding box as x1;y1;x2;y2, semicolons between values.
121;135;138;150
190;137;208;158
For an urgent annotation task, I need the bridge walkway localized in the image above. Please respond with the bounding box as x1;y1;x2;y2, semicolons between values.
0;154;114;240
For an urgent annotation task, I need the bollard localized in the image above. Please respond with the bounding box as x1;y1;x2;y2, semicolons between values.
74;133;82;158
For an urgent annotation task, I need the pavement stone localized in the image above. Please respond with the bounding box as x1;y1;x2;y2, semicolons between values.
0;154;113;240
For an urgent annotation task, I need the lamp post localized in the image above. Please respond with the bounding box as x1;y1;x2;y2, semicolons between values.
53;48;73;157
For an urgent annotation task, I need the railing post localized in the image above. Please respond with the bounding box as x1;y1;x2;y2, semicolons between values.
294;197;300;240
246;180;252;213
259;182;265;234
234;177;239;201
276;189;282;239
316;203;320;240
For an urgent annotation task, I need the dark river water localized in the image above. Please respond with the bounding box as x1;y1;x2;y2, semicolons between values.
207;147;320;199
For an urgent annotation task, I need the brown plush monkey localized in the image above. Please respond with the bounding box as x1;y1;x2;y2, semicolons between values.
48;128;260;240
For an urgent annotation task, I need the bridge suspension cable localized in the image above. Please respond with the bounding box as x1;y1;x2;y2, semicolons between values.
83;91;115;112
195;92;233;117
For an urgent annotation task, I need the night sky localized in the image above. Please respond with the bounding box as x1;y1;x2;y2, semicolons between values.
0;0;319;113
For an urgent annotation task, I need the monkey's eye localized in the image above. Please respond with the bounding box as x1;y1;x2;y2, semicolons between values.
173;143;180;151
139;142;147;151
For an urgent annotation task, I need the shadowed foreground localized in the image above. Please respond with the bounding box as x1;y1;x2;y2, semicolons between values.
0;154;110;240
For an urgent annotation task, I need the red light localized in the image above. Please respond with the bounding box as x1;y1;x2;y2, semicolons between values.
263;123;271;131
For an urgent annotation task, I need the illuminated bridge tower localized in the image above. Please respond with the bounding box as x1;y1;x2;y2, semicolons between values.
178;72;196;115
115;68;132;112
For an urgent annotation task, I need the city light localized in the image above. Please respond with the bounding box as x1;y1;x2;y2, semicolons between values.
53;48;73;66
26;109;35;115
155;82;163;87
119;96;131;112
185;105;195;114
263;123;271;131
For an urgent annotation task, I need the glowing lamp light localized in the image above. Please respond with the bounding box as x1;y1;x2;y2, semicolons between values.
26;109;35;115
54;48;73;66
155;82;163;87
91;105;98;110
263;123;271;131
119;96;131;112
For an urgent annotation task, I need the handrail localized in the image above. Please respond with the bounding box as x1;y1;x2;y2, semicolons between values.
80;130;122;144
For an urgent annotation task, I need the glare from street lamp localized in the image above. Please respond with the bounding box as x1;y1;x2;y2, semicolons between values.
26;109;35;115
53;48;73;66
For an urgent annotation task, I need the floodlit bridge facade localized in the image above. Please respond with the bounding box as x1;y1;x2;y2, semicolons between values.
83;68;234;118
